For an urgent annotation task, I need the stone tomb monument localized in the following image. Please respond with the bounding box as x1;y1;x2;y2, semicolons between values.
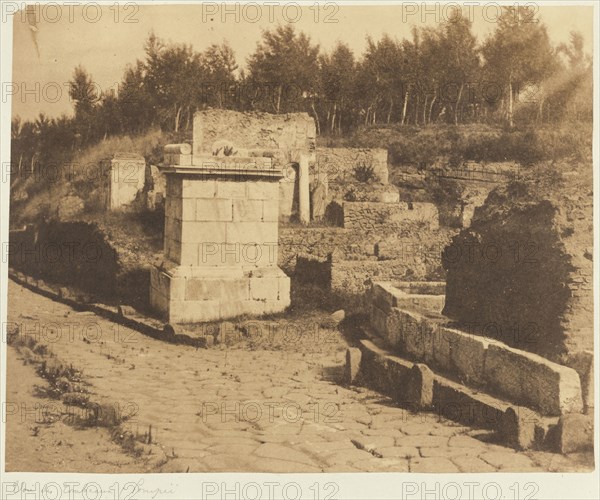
150;117;296;323
100;153;146;211
191;109;316;224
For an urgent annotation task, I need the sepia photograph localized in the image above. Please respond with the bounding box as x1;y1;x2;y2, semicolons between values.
1;1;598;498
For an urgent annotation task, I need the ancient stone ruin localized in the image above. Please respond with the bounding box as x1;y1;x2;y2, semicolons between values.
442;180;593;361
150;110;320;323
191;109;317;224
350;171;593;453
100;153;146;211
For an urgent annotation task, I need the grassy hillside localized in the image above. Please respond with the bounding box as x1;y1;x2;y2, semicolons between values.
10;129;171;227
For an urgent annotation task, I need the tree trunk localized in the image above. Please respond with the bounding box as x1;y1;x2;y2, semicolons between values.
386;97;393;124
331;102;337;133
174;105;182;132
275;85;282;114
428;94;437;124
414;94;420;125
401;90;409;125
454;84;464;125
537;87;545;123
507;80;514;128
422;95;428;125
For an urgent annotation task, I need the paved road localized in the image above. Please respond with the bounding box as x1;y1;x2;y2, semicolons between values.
6;280;593;472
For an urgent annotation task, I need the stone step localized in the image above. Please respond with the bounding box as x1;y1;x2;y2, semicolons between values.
351;335;561;451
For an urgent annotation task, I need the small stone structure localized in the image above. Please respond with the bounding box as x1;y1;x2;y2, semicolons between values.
312;148;392;212
150;112;299;323
314;147;388;184
100;153;146;210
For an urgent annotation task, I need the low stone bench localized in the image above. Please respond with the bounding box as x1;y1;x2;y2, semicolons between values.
369;282;583;416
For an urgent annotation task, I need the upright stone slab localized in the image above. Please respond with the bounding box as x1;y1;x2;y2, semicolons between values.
150;155;290;323
101;153;146;210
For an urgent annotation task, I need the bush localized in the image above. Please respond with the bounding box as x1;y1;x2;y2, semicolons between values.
353;162;376;182
353;124;591;168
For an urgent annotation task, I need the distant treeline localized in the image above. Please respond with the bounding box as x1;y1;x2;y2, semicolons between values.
11;6;592;175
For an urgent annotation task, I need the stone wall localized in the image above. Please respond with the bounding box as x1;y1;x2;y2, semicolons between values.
342;201;439;232
330;252;446;296
193;110;316;223
278;226;376;272
442;175;593;361
313;148;388;185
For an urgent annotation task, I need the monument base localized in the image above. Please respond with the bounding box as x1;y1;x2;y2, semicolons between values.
150;261;290;323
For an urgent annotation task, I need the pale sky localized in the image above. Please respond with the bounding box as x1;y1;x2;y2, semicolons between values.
10;2;595;121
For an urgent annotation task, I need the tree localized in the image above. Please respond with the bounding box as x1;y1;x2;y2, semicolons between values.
437;13;480;124
247;25;320;113
482;6;556;127
360;35;404;125
119;60;156;134
143;35;203;131
318;42;356;134
69;66;99;144
199;42;239;111
69;65;98;116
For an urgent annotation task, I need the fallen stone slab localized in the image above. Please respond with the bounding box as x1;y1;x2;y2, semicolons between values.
118;304;139;317
321;309;346;328
484;343;583;416
498;406;559;451
565;350;594;414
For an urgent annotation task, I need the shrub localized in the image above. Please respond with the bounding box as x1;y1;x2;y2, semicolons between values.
353;162;376;182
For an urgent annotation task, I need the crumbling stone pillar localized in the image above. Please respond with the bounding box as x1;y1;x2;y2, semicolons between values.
298;153;310;224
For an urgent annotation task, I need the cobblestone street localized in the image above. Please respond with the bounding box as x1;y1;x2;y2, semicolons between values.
6;281;593;473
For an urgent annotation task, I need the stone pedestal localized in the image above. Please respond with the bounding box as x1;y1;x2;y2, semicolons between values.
150;159;290;323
